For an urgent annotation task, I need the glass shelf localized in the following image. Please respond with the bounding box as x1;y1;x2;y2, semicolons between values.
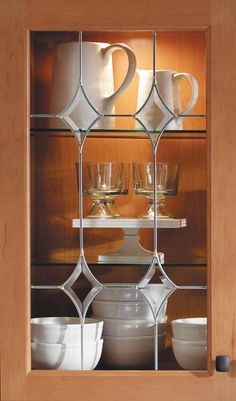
31;128;206;134
30;127;207;140
72;218;187;229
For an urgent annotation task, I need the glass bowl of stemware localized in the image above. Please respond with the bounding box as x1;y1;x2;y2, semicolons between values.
77;162;129;218
132;162;179;219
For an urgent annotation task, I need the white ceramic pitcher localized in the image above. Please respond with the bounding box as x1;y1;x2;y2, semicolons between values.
136;69;199;131
49;41;136;130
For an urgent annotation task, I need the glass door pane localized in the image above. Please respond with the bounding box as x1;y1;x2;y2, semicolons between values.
30;30;207;371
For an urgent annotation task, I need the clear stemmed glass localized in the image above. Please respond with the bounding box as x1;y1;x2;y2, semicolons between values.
133;162;179;219
77;162;129;218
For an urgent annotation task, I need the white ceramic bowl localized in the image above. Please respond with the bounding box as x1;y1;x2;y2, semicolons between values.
96;284;168;303
31;339;103;370
172;337;207;370
102;334;165;369
92;299;166;320
171;318;207;341
31;317;103;344
92;314;167;337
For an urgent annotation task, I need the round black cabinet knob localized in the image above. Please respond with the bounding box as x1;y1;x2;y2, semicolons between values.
215;355;230;372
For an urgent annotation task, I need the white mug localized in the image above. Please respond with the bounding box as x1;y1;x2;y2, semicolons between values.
49;41;136;130
136;69;199;131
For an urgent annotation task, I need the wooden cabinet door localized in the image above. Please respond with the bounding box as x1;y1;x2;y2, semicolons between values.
1;1;236;400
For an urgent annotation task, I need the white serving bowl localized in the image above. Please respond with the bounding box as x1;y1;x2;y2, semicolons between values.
92;314;167;337
92;299;166;320
171;318;207;341
31;339;103;370
31;317;103;344
102;334;165;369
96;284;168;303
172;337;207;370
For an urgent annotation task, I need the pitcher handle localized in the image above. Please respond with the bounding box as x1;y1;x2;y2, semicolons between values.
101;43;137;105
173;72;199;115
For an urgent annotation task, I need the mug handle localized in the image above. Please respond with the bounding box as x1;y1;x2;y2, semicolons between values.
101;43;137;104
173;72;199;115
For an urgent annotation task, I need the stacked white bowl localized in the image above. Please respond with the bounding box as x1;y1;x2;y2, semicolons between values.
31;317;103;370
92;284;168;369
171;317;207;370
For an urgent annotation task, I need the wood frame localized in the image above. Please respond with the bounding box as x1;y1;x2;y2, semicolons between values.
1;0;236;400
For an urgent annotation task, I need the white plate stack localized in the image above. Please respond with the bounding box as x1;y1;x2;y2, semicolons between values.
92;284;168;369
31;317;104;370
171;317;207;370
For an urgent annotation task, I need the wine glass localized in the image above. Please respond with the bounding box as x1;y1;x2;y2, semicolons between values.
133;162;179;219
76;162;129;218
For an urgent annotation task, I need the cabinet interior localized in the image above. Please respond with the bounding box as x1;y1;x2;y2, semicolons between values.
30;30;207;370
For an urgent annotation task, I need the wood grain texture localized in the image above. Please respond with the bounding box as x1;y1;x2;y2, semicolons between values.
24;0;210;30
210;0;236;363
2;0;236;400
25;370;236;401
0;1;29;400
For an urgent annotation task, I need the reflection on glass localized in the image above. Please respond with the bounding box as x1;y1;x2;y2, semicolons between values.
79;162;129;218
133;162;179;219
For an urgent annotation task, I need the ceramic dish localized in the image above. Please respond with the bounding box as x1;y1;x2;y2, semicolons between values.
102;334;165;369
31;339;103;370
92;314;167;337
172;337;207;370
31;317;103;344
171;317;207;341
92;297;168;320
96;284;168;303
